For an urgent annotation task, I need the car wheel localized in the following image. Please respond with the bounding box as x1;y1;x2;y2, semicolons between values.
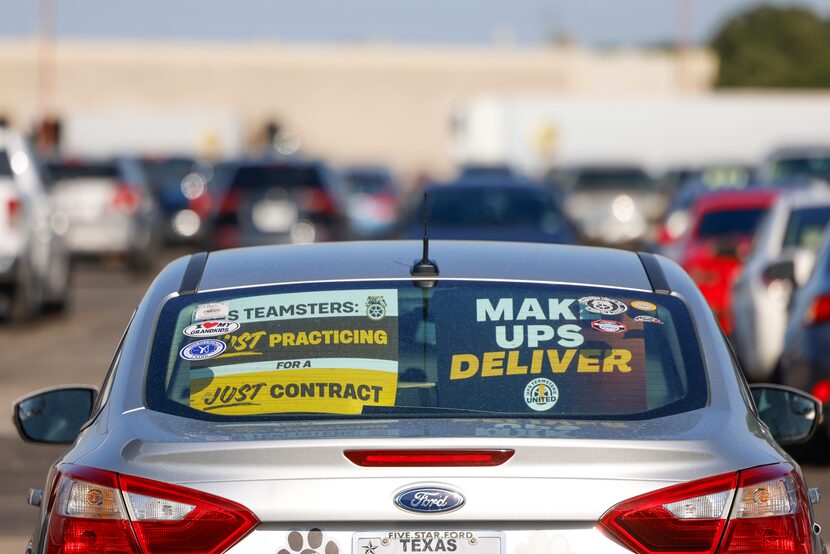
7;273;40;322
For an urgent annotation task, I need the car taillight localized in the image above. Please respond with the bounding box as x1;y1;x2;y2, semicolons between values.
720;464;812;554
811;380;830;404
7;197;21;227
805;294;830;326
111;185;141;214
599;463;811;554
45;465;258;554
344;449;515;467
218;189;240;215
303;188;336;215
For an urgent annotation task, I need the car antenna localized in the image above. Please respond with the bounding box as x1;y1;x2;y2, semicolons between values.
411;192;439;286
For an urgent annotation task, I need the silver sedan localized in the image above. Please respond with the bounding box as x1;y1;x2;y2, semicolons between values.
14;241;824;553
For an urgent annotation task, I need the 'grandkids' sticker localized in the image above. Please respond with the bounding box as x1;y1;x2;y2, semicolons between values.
186;289;399;416
183;320;240;337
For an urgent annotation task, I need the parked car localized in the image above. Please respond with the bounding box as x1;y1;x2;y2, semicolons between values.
654;163;755;260
0;129;71;320
556;165;665;247
731;189;830;381
47;157;160;272
760;145;830;185
138;156;205;244
397;180;575;244
14;241;824;553
677;189;780;334
781;226;830;415
209;160;350;250
343;165;399;238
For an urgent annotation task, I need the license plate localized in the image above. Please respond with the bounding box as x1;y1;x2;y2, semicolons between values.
353;532;503;554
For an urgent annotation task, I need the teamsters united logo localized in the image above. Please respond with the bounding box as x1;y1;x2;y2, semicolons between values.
365;296;387;321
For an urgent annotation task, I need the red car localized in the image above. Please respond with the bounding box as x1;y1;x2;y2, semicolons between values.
678;189;780;334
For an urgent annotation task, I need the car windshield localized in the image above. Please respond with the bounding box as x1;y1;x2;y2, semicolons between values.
146;280;707;422
230;165;324;195
345;172;391;195
573;169;655;192
141;159;195;192
425;187;562;229
48;162;118;181
783;206;830;250
0;151;11;177
696;208;768;239
772;156;830;182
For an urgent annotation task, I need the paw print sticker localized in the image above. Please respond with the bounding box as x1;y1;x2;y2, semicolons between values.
279;528;339;554
513;531;574;554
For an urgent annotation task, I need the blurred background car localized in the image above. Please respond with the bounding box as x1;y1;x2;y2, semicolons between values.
760;145;830;185
654;163;756;259
46;157;161;273
209;159;350;249
676;188;780;335
0;128;70;320
342;165;399;239
731;189;830;381
396;179;576;244
553;164;664;247
780;225;830;423
138;155;206;245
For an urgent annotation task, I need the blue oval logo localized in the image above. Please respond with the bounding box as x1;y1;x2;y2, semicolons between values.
394;487;465;514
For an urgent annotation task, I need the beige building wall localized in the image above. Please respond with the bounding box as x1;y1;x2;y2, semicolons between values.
0;39;716;177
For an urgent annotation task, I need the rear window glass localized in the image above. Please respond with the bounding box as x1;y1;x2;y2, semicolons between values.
141;159;194;192
573;169;655;192
0;151;11;177
773;156;830;182
146;280;707;421
230;166;323;194
425;188;562;229
783;206;830;250
48;162;118;181
696;208;767;239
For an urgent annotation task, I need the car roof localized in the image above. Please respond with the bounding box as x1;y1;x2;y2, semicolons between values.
193;241;652;292
780;187;830;209
692;188;780;212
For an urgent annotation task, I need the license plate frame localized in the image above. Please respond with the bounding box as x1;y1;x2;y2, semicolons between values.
353;531;504;554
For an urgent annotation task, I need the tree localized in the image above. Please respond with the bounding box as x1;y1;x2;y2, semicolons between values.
711;6;830;88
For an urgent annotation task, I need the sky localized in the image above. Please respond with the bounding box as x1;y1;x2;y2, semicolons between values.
0;0;828;46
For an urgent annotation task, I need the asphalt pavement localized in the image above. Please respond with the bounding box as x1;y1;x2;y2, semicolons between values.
1;255;830;552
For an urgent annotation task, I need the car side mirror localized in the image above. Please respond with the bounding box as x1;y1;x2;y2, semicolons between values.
750;384;822;445
13;386;98;445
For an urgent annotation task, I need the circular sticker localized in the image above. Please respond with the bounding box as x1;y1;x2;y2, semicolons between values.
635;315;663;324
631;300;657;311
579;296;628;315
524;378;559;412
365;296;388;321
180;339;227;361
183;320;240;337
591;319;627;334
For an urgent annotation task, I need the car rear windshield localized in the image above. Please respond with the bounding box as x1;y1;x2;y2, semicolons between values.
0;151;11;177
426;187;562;229
573;169;655;192
773;156;830;182
48;162;118;181
146;280;707;422
696;208;767;239
141;159;194;192
783;206;830;250
230;165;324;194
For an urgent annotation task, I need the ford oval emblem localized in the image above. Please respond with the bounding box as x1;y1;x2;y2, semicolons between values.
394;487;465;514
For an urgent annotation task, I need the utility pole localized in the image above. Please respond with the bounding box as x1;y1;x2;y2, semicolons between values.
676;0;694;91
36;0;56;150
